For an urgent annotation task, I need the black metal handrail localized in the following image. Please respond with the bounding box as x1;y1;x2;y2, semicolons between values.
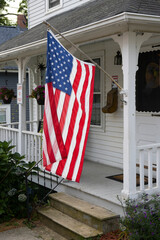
24;158;64;221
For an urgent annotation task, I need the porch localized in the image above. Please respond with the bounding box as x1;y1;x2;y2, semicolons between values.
0;124;160;215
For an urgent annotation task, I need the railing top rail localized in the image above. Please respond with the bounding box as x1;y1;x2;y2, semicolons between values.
0;120;38;126
0;122;19;126
22;130;42;136
137;143;160;150
0;125;19;132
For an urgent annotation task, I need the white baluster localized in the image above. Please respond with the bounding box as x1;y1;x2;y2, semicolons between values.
156;147;160;188
140;149;144;191
148;148;153;189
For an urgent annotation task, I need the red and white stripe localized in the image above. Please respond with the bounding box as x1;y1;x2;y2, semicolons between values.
43;58;95;182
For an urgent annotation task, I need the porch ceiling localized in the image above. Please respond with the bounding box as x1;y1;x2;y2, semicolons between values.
0;0;160;63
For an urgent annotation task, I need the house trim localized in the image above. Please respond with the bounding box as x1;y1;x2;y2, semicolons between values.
0;12;160;63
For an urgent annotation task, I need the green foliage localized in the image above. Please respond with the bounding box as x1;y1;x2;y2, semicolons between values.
18;0;27;16
120;193;160;240
0;87;15;100
0;141;38;223
0;0;13;26
29;85;45;99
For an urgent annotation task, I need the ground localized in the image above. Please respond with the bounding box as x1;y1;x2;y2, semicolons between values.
0;218;124;240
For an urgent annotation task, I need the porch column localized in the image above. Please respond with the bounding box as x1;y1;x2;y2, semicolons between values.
17;57;30;155
113;32;151;198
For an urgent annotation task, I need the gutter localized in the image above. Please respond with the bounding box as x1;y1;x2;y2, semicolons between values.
0;12;160;62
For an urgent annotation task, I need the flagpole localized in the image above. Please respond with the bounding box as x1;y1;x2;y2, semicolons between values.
43;21;123;91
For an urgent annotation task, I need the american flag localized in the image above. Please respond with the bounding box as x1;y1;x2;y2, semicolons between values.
43;30;95;182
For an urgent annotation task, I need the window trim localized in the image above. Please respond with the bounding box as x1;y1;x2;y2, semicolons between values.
82;51;105;132
46;0;62;13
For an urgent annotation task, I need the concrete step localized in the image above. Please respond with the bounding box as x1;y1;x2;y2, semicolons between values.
49;192;120;233
38;206;102;240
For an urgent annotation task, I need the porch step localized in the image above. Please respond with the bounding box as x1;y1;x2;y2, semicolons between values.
38;206;102;240
49;192;120;233
37;192;120;240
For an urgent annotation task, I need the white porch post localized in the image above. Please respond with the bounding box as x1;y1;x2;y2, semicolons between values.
113;32;151;198
17;57;30;155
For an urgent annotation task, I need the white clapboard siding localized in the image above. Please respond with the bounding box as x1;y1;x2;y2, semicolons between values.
86;112;123;169
28;0;92;29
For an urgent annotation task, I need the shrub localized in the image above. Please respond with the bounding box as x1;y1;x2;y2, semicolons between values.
120;193;160;240
0;141;38;223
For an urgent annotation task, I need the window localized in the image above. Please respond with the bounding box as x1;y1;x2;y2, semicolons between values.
91;58;101;126
136;50;160;112
48;0;61;9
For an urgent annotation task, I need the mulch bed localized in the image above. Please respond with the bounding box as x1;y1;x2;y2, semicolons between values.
100;230;128;240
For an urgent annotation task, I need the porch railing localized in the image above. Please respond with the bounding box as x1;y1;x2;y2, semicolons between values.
1;124;160;197
137;143;160;195
0;120;38;131
0;126;19;152
23;130;43;164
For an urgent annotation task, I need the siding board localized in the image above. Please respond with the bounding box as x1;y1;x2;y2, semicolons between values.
28;0;91;28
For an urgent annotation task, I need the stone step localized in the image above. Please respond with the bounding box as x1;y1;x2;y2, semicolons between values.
49;192;120;233
38;206;102;240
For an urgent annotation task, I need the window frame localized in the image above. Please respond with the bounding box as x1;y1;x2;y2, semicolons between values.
46;0;62;13
84;51;105;132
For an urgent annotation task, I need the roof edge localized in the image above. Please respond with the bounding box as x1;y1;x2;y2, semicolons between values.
0;12;160;62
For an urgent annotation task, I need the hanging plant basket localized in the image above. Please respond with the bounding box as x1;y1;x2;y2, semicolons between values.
2;96;12;104
0;87;15;104
36;94;44;105
29;85;45;105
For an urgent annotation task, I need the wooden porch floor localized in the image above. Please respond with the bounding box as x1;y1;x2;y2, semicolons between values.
56;160;124;215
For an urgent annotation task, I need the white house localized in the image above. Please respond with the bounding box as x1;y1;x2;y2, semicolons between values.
0;0;160;215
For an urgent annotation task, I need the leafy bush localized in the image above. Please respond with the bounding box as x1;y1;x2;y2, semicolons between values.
120;193;160;240
0;141;39;223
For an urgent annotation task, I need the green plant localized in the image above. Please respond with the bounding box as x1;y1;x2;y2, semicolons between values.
29;85;45;99
0;140;39;223
120;193;160;240
0;87;15;101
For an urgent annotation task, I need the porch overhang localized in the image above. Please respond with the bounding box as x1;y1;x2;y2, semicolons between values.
0;12;160;63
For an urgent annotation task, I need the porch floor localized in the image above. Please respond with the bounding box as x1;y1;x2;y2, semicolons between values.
60;160;123;215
